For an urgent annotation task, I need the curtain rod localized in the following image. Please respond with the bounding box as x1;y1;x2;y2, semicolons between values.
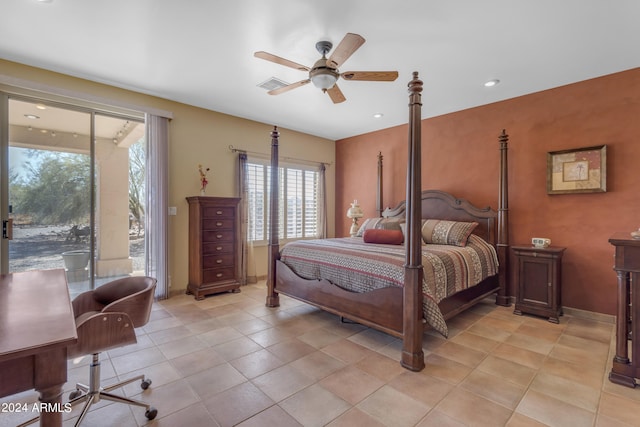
228;145;331;167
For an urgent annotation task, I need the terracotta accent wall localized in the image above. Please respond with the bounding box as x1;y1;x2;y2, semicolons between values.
336;68;640;316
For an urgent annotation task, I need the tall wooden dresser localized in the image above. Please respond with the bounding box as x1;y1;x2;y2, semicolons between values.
608;232;640;388
186;196;241;300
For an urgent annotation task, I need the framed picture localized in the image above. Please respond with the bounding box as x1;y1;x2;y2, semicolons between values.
547;145;607;194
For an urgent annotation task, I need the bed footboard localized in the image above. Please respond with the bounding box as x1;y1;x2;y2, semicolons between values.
276;260;404;337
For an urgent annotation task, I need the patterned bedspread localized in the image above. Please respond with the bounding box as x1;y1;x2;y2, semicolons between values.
279;234;499;336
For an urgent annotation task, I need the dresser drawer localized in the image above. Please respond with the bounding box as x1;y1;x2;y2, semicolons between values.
203;218;234;230
203;206;235;219
203;253;234;269
203;267;236;283
203;230;234;243
202;242;233;255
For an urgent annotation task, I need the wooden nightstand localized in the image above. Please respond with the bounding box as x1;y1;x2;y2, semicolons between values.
512;245;566;323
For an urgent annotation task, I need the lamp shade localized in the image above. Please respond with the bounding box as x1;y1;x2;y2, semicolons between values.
346;200;364;219
311;71;338;89
310;58;338;90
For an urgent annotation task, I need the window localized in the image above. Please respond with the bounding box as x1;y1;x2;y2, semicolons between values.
246;160;320;244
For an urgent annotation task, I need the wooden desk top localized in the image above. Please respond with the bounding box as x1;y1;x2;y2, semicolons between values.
0;269;77;363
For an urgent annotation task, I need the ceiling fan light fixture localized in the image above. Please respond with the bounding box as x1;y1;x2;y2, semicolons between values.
255;33;397;103
310;57;338;90
311;71;337;90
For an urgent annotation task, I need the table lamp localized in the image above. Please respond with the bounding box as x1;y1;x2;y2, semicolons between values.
346;200;364;237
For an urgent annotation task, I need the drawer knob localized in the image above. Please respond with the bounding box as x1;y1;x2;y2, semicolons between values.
216;210;223;215
216;259;223;264
216;222;223;226
216;234;223;239
216;246;223;251
216;273;223;278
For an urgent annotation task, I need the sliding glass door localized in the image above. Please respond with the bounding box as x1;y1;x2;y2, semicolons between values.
0;94;146;297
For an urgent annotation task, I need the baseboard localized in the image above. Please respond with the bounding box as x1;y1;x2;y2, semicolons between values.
562;306;615;324
504;296;614;324
169;288;186;298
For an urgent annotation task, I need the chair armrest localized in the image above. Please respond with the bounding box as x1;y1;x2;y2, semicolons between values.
72;291;105;317
68;311;137;358
103;286;155;327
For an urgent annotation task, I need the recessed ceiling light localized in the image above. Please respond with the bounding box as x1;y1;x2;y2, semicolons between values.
373;113;384;118
484;79;500;87
35;103;47;110
36;0;53;3
24;114;40;119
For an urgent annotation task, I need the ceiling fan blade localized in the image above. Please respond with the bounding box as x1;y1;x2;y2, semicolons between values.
327;33;365;68
326;84;346;104
254;51;310;72
341;71;399;81
268;79;311;95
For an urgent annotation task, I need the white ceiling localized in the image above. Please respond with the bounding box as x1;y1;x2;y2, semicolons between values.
1;0;638;141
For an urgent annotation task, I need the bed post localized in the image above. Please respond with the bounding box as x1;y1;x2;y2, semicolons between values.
266;126;280;307
376;151;383;217
496;129;511;306
402;72;425;371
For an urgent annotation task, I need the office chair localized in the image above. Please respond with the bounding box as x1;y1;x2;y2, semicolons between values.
21;276;158;426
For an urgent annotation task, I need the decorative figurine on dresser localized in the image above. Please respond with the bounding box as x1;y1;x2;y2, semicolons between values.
186;196;241;300
512;244;566;323
608;232;640;388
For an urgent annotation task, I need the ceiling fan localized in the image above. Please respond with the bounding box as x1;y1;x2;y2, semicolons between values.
254;33;398;104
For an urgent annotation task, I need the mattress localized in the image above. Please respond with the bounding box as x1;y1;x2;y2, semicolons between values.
279;234;499;336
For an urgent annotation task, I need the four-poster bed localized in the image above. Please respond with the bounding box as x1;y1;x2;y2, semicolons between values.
265;72;510;371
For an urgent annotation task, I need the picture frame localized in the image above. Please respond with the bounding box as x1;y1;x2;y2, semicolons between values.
547;145;607;194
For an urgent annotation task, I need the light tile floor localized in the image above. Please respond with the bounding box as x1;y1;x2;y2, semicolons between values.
3;281;640;427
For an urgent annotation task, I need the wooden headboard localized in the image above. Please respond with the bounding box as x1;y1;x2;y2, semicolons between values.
381;190;498;246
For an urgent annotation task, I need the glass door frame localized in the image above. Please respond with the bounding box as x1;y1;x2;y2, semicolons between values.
0;92;96;278
1;91;145;288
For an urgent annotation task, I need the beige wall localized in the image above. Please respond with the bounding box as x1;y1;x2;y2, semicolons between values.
0;59;336;295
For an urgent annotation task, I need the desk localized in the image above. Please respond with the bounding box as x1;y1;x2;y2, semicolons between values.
0;269;77;426
609;233;640;388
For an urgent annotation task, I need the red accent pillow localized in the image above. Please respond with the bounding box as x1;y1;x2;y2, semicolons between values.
362;229;404;245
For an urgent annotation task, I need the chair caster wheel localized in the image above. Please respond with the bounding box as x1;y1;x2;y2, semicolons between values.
145;407;158;420
141;379;152;390
69;390;82;400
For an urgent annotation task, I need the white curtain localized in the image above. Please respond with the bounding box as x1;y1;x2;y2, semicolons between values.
145;114;169;299
238;152;256;283
318;164;328;239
